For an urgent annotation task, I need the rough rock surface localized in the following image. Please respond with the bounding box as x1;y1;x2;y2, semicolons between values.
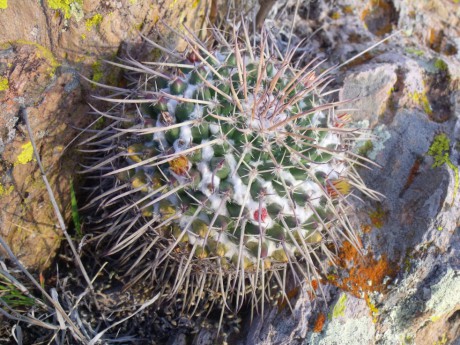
0;0;208;269
233;1;460;344
0;1;209;68
0;42;85;269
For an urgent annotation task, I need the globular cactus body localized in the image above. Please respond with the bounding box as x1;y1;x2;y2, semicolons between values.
85;27;379;322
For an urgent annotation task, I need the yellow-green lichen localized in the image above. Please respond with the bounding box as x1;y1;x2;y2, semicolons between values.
365;295;379;323
14;142;35;166
387;86;395;96
369;205;386;228
14;40;60;77
411;91;432;115
0;183;14;197
0;0;7;10
91;60;103;83
169;0;179;8
330;12;341;20
401;334;414;345
433;333;448;345
427;133;459;204
331;293;347;318
434;58;448;72
134;21;144;31
405;47;424;57
85;14;103;31
430;314;442;322
47;0;83;21
404;253;413;273
70;179;82;238
0;77;8;91
358;140;374;158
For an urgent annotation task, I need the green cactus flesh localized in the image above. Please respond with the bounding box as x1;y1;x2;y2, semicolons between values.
87;31;378;314
124;68;340;266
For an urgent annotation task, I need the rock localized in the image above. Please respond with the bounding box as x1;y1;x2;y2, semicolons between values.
394;0;460;57
0;0;209;270
236;1;460;344
0;42;86;269
0;1;209;67
340;64;397;127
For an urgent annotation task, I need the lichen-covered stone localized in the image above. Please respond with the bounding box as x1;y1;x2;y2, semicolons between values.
0;42;87;269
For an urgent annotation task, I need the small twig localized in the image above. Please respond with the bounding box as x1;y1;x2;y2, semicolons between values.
255;0;277;30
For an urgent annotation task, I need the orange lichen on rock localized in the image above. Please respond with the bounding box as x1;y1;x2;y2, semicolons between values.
277;286;299;311
361;0;397;36
361;224;372;233
307;279;321;300
313;312;326;333
330;241;395;297
311;279;319;291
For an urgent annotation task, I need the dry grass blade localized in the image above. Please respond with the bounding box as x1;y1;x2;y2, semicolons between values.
0;236;88;343
22;107;95;297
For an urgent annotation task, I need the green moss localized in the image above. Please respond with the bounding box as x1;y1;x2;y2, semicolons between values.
434;58;448;71
0;0;7;10
427;133;459;204
47;0;83;21
14;142;35;166
85;13;103;31
0;77;8;91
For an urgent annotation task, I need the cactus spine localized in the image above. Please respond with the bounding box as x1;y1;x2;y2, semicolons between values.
83;26;379;324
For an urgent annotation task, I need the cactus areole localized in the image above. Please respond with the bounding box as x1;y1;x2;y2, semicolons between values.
86;28;378;317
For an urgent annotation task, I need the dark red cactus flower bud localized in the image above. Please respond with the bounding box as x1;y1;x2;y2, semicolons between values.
187;51;199;63
254;208;268;223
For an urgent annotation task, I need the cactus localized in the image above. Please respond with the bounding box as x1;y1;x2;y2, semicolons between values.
83;26;380;325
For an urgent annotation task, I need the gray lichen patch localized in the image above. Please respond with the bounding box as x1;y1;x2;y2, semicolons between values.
308;294;375;345
425;268;460;319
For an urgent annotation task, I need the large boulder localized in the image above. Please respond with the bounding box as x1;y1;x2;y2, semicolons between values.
0;0;209;270
234;1;460;344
